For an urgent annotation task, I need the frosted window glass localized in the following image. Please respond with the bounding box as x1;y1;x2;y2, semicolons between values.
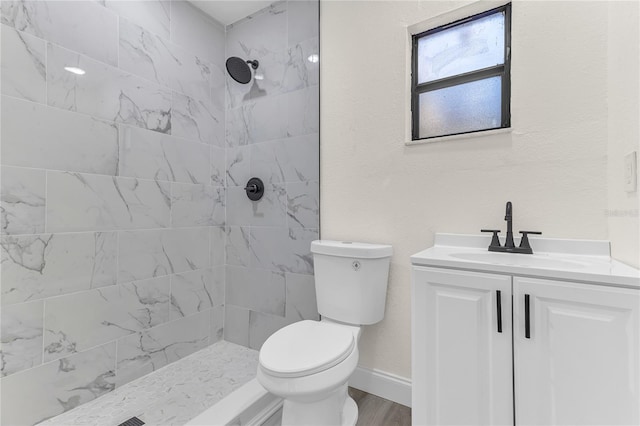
418;12;505;83
419;76;501;138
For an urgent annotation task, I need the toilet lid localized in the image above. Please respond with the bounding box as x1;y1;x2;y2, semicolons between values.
259;320;356;378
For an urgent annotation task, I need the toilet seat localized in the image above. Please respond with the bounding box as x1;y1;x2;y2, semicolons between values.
259;320;355;378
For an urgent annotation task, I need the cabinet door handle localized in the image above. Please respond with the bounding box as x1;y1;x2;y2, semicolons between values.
524;294;531;339
496;290;503;333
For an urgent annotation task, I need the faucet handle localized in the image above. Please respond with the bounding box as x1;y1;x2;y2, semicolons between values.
519;231;542;252
481;229;502;250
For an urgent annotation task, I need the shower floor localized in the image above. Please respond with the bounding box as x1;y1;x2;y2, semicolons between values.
39;341;259;426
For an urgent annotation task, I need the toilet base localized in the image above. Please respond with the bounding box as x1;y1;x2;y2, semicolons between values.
280;383;358;426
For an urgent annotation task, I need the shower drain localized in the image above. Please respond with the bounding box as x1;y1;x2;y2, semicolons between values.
117;416;144;426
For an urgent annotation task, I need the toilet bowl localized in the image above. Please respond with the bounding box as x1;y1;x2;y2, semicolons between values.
257;240;393;425
258;320;361;425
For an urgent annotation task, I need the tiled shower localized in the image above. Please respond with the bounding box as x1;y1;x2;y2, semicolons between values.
0;0;319;424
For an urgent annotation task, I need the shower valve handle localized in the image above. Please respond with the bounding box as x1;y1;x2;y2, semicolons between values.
244;177;265;201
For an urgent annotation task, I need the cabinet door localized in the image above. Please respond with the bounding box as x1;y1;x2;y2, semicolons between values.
412;267;513;426
514;277;640;426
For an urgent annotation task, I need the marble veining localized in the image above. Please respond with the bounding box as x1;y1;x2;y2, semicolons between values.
43;276;171;363
119;18;213;100
114;310;211;386
1;232;118;305
0;24;46;102
1;342;116;426
40;341;258;426
46;172;172;232
104;0;170;40
172;92;224;146
1;0;119;66
2;95;120;176
117;227;210;283
118;124;210;185
171;183;225;228
1;166;46;235
47;44;171;134
170;268;223;319
0;300;44;377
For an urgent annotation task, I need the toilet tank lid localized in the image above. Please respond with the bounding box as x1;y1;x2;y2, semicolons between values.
311;240;393;259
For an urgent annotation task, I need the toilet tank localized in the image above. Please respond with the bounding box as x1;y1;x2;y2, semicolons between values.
311;240;393;325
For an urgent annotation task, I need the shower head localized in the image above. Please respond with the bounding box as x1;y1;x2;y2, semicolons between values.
226;57;259;84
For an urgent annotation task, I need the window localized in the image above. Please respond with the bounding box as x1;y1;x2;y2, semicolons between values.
411;4;511;140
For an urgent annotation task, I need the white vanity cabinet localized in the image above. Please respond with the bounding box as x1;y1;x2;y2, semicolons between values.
412;266;513;426
513;277;640;426
411;234;640;426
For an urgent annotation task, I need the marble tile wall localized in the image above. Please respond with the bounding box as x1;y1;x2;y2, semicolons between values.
223;1;320;350
0;1;226;424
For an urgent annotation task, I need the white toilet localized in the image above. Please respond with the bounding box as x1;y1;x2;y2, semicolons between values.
257;240;393;426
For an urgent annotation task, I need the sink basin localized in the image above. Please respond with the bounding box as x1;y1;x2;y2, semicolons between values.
450;252;589;269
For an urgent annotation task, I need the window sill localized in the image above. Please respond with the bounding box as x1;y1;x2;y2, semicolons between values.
405;127;512;146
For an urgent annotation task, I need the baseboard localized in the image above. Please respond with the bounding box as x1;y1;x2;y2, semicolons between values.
349;366;412;408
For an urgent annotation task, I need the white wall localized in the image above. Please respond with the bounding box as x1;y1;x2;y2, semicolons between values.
607;1;640;268
320;0;639;379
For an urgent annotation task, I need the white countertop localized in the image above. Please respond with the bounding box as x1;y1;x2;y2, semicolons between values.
411;234;640;288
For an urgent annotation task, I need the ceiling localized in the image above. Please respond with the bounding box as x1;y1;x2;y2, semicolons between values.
188;1;272;26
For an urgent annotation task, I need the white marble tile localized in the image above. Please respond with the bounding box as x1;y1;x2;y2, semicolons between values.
40;341;257;426
211;266;225;308
46;172;171;232
285;272;318;322
47;44;171;133
0;342;116;426
0;24;46;102
226;145;252;187
119;18;212;100
1;95;119;175
170;269;212;319
283;37;319;93
43;276;170;363
210;226;225;266
225;226;251;267
115;310;209;386
287;0;319;46
210;63;225;111
226;266;286;317
1;0;118;66
286;180;319;229
117;228;210;283
118;125;210;184
248;310;293;350
227;183;287;227
226;93;288;146
105;0;170;39
251;133;320;184
1;232;117;305
172;91;224;146
0;300;43;377
1;166;46;235
171;183;225;227
224;304;250;347
250;227;317;274
171;0;225;66
210;145;226;187
287;85;319;137
209;304;224;344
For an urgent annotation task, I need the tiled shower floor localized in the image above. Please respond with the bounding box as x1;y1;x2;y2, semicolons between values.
40;341;259;426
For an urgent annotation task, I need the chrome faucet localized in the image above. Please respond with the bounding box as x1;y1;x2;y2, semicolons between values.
481;202;541;254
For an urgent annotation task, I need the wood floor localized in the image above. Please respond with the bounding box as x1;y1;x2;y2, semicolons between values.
349;387;412;426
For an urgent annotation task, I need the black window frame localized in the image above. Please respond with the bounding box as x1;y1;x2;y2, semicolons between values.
411;3;512;141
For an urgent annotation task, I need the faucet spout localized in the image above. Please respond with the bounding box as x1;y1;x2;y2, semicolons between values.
504;201;515;249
